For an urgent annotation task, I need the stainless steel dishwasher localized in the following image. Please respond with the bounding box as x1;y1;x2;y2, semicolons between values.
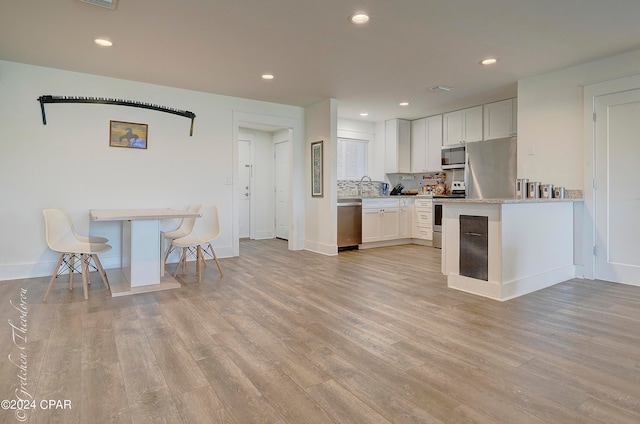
337;198;362;251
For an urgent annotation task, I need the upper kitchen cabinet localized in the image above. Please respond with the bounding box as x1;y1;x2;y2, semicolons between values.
483;98;517;140
443;106;483;145
411;115;443;172
385;119;411;173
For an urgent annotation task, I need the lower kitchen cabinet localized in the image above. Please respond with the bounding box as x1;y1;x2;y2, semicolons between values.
399;198;414;239
413;198;433;240
361;197;437;246
362;199;400;243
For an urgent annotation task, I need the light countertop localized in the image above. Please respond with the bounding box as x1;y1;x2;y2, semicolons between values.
436;197;582;204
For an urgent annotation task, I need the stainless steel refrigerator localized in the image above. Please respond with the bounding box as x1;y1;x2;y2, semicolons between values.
465;137;517;199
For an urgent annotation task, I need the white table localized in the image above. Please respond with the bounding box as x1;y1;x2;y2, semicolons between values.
90;208;201;297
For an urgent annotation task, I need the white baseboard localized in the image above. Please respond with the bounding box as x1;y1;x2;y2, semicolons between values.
304;240;337;256
448;265;578;301
0;244;236;281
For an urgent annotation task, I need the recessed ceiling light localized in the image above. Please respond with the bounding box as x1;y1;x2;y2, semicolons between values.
350;13;370;24
262;74;274;80
481;58;497;65
360;112;369;117
94;38;113;47
399;102;410;107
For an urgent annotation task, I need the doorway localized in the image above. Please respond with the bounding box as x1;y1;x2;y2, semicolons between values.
593;86;640;284
235;125;294;254
238;138;252;239
232;112;303;257
595;89;640;285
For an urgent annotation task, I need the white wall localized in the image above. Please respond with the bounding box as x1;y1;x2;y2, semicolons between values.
305;99;338;255
518;48;640;189
0;60;303;280
517;48;640;273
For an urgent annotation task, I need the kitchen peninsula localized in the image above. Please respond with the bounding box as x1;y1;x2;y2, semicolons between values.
440;197;581;301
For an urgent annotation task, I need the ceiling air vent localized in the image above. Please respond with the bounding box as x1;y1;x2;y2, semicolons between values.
80;0;118;10
429;85;452;92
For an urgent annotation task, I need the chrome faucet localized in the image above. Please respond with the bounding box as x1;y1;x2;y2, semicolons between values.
359;175;372;196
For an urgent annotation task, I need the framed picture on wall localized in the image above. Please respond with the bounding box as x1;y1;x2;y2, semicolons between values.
109;120;148;149
311;140;323;197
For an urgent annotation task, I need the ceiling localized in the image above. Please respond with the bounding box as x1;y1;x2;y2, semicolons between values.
2;0;640;123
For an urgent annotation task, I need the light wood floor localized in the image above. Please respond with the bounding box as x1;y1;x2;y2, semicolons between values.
1;240;640;424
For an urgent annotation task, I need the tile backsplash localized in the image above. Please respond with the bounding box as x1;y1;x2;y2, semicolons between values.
337;180;383;197
386;172;447;193
338;171;446;197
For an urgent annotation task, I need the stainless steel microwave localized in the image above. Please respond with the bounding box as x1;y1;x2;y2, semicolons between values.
441;143;466;169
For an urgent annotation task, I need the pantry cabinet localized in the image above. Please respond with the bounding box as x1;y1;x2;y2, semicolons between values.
410;115;443;172
443;106;483;145
483;98;517;140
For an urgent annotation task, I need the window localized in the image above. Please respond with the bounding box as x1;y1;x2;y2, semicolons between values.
337;138;368;180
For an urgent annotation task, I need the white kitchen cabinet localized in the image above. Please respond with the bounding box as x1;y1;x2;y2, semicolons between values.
413;197;433;240
410;115;442;172
483;98;517;140
381;208;400;239
410;118;426;172
385;119;411;173
362;198;400;243
443;106;483;145
399;198;414;238
362;208;383;242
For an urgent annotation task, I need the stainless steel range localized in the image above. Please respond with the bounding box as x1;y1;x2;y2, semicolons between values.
433;184;466;249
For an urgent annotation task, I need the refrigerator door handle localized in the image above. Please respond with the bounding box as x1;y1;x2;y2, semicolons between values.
464;147;470;198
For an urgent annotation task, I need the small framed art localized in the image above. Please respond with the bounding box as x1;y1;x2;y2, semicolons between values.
311;140;323;197
109;120;148;149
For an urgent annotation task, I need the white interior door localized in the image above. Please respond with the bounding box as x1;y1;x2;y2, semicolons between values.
238;139;251;238
594;88;640;284
274;140;290;240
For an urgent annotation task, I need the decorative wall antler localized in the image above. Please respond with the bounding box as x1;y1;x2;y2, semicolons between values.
37;95;196;136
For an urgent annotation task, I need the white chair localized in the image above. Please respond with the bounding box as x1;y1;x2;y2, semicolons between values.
162;204;201;267
63;209;109;244
171;205;223;282
42;208;112;301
